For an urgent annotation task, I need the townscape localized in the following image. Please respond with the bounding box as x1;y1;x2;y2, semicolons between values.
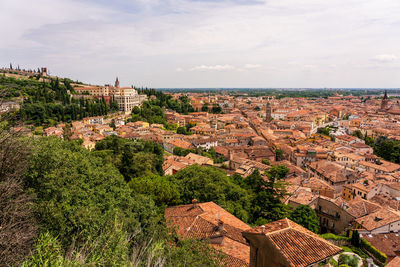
1;66;400;266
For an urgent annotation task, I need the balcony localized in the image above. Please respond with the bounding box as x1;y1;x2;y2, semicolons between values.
316;209;340;221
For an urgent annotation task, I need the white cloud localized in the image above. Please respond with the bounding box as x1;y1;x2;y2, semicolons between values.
244;64;262;69
373;54;398;62
2;0;400;87
190;64;235;71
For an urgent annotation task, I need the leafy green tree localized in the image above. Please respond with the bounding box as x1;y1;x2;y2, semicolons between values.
0;125;38;266
317;126;332;136
352;130;363;139
172;165;252;222
249;166;291;223
289;205;320;233
338;254;359;267
25;137;161;247
62;123;72;141
211;104;222;114
128;174;181;207
173;147;195;156
177;126;190;135
110;118;116;130
201;103;209;112
351;230;360;247
95;136;164;180
275;148;284;161
262;158;270;165
374;136;400;163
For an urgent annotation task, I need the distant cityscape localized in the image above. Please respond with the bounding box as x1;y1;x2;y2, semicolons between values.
2;65;400;266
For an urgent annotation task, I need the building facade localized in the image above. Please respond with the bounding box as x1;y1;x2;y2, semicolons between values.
74;77;147;112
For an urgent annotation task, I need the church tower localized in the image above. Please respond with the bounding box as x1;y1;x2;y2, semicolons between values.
381;90;389;110
265;98;272;122
114;77;120;88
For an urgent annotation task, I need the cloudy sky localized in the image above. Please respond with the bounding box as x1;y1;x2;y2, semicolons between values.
1;0;400;88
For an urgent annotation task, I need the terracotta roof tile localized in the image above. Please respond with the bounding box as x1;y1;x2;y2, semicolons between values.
165;201;251;266
243;218;342;267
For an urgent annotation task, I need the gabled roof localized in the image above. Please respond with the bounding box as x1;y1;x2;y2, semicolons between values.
165;201;251;266
355;208;400;231
345;198;381;218
243;218;342;267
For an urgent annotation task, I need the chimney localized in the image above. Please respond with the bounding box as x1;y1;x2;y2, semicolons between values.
192;199;198;208
217;220;224;231
261;225;265;234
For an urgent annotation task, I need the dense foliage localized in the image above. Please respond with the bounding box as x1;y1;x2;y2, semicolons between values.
6;136;221;266
350;131;400;164
94;135;164;181
159;88;386;98
338;254;359;267
0;127;303;265
0;76;118;126
138;88;195;114
171;165;253;222
25;137;162;247
130;102;167;124
373;136;400;163
360;238;387;264
289;205;320;233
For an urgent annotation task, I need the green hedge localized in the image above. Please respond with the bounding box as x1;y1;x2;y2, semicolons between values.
360;238;387;264
321;233;350;241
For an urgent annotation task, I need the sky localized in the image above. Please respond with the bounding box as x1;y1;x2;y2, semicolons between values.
1;0;400;88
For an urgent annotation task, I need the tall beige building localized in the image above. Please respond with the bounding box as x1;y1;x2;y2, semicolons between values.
74;77;147;112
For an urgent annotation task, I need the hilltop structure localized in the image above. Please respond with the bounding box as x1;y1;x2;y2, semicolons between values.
73;77;147;112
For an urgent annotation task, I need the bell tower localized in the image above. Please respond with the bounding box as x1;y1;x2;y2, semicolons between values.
114;77;120;88
381;90;389;110
265;98;272;122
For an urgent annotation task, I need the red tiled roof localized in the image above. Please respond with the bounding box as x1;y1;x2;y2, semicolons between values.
243;218;342;267
165;201;251;266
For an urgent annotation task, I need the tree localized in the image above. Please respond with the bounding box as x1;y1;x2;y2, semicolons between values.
262;158;270;165
95;136;164;180
0;125;38;266
211;104;222;114
172;165;252;222
62;123;72;141
289;205;320;233
351;230;360;247
352;130;363;139
275;148;284;161
317;126;331;136
177;126;188;135
128;174;181;207
374;136;400;164
201;103;209;112
25;137;161;248
110;118;116;130
251;166;291;223
338;254;359;267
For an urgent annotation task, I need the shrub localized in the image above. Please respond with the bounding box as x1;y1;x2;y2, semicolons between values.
338;254;359;267
350;230;360;247
321;233;350;241
360;238;387;264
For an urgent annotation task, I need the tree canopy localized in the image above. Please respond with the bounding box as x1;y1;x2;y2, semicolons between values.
289;205;320;233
